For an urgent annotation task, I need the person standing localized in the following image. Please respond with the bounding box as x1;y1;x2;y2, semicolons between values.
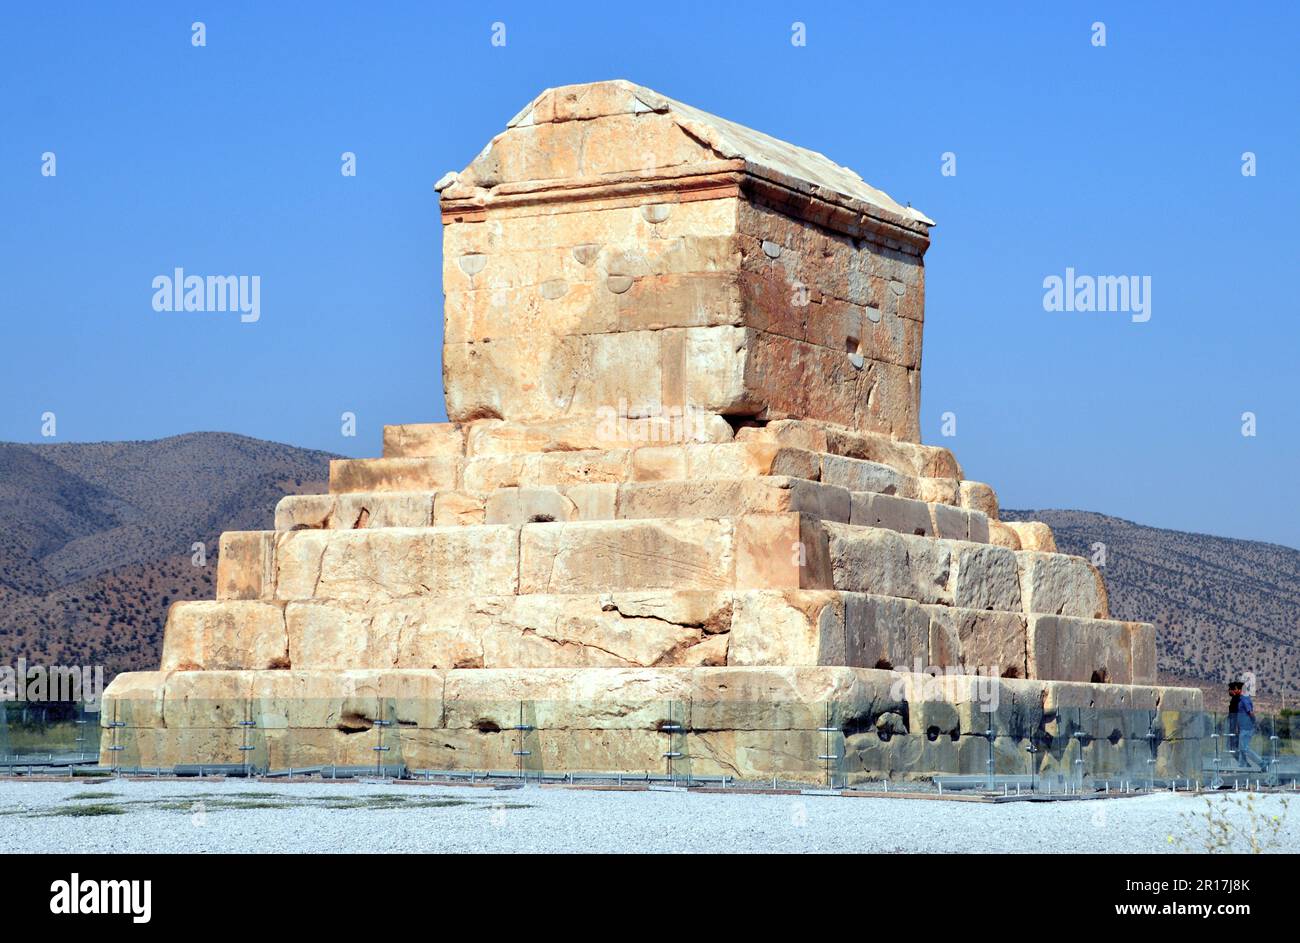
1228;680;1266;771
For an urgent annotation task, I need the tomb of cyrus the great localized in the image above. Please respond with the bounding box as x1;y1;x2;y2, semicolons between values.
101;81;1203;781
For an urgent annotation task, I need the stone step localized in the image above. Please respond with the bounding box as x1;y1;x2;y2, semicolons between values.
277;476;989;542
334;441;808;493
160;590;1151;684
381;415;962;482
825;524;1107;619
218;515;1104;621
107;665;1194;733
100;666;1200;779
330;439;1000;515
333;441;917;497
382;413;735;459
379;416;999;520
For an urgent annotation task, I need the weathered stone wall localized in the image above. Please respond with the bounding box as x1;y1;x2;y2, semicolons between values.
100;666;1205;782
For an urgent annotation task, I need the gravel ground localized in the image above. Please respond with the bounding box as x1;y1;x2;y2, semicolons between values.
0;778;1296;853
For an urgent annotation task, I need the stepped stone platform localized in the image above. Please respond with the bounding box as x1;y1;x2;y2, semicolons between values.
101;81;1202;782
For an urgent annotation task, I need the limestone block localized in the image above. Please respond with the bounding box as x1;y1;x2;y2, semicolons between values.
734;513;833;590
1016;551;1106;618
967;511;990;544
274;526;520;602
917;477;959;506
958;481;999;520
907;672;1045;740
275;494;334;531
822;454;907;495
121;727;247;769
442;335;588;423
824;525;951;604
630;445;687;481
519;518;735;594
285;601;373;670
850;492;933;536
383;422;466;458
1044;680;1154;743
248;669;443;731
949;543;1022;611
464;413;734;457
681;442;820;481
161;600;288;671
690;729;834;780
988;520;1022;550
823;425;957;479
486;486;577;525
527;449;634;487
216;531;275;601
613;477;839;523
844;594;929;671
489;595;712;669
1005;521;1057;553
338;493;435;529
929;502;971;541
733;419;828;455
925;606;1027;678
100;671;168;728
782;478;852;523
443;667;692;732
433;490;487;526
277;493;435;530
1027;615;1136;684
1154;685;1207;740
330;457;458;494
908;699;962;742
1154;738;1205;780
567;483;618;520
1127;621;1157;684
160;669;255;729
727;591;845;666
742;329;919;439
688;666;904;732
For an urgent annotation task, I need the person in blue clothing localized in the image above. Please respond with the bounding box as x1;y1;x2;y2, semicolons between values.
1228;680;1266;771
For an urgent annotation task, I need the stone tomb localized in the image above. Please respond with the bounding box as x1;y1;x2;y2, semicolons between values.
101;81;1202;782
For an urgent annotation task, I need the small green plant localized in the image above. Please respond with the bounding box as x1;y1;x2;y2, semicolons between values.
46;803;125;817
1170;794;1290;853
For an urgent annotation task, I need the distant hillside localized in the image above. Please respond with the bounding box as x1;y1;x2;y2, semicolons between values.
1003;509;1300;707
0;433;335;679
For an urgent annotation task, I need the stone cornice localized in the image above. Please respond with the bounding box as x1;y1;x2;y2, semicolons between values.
439;161;931;252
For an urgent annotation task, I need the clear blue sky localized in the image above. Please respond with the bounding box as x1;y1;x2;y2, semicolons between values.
2;3;1297;548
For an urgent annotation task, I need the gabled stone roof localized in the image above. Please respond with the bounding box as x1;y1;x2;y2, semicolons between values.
437;80;933;230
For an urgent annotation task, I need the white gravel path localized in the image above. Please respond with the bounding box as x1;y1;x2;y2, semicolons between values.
0;778;1295;853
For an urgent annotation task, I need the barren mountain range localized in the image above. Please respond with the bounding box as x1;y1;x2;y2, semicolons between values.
0;434;333;679
0;434;1295;710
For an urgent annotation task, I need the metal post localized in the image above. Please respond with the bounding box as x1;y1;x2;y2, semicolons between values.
106;700;126;774
237;698;257;777
661;703;683;784
373;711;391;778
817;703;840;789
511;701;533;782
985;723;995;792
